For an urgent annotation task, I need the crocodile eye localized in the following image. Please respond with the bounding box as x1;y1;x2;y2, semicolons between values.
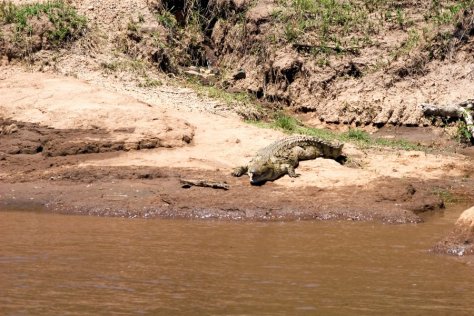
249;167;263;177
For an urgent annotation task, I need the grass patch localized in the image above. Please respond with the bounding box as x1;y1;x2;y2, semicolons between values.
100;59;147;74
156;10;177;30
273;114;300;132
273;0;375;50
269;0;474;66
0;0;87;57
204;87;253;105
100;58;162;88
186;78;255;106
426;0;473;25
343;128;371;142
184;77;269;120
249;113;425;151
432;188;459;204
138;77;162;88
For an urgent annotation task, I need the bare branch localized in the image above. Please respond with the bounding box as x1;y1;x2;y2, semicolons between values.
180;178;230;190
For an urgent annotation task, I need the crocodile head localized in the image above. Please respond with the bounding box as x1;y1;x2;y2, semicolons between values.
247;159;277;185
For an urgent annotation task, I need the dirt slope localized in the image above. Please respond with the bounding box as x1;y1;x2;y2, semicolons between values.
8;0;474;128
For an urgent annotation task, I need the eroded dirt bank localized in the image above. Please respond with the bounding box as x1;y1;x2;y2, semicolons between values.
1;69;473;225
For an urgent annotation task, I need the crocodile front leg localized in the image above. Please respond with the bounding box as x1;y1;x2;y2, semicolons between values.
231;165;248;177
286;164;301;178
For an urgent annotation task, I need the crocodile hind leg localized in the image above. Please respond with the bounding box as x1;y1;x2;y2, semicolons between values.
231;165;248;177
286;146;316;178
296;146;320;160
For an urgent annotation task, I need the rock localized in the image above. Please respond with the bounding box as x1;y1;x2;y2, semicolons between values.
432;206;474;256
272;54;302;73
269;52;303;84
1;123;18;135
233;0;250;9
233;69;246;80
245;0;276;23
210;0;251;11
1;55;8;66
456;206;474;231
139;23;166;35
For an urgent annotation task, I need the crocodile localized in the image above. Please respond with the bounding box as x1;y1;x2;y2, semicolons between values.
232;135;344;185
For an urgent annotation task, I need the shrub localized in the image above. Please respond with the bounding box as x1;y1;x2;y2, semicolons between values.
0;0;87;58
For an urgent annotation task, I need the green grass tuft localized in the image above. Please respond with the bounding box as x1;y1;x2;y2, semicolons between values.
342;129;371;142
273;114;301;132
185;77;255;106
249;114;425;151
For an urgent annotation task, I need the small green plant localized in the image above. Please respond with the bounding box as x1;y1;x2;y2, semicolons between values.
126;59;147;72
456;121;473;142
396;8;405;28
100;61;119;72
156;10;177;30
284;22;301;42
293;0;316;12
271;8;284;20
405;29;421;51
392;28;421;60
100;59;147;74
427;0;465;25
279;0;380;58
186;78;255;106
373;137;422;151
127;20;139;32
272;114;301;132
315;55;330;67
139;77;162;88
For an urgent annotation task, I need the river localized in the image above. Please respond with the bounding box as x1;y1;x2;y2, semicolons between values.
0;206;473;315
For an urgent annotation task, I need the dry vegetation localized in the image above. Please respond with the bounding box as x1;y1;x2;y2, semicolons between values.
0;0;87;59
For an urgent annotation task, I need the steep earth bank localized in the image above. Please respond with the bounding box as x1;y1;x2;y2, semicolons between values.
4;0;474;130
78;0;474;129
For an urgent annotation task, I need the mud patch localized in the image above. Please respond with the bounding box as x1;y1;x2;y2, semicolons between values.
0;163;456;223
0;118;192;157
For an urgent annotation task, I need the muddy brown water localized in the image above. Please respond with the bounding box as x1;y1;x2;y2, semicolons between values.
1;206;473;315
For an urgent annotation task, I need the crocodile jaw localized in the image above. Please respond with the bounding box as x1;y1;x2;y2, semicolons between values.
248;162;278;185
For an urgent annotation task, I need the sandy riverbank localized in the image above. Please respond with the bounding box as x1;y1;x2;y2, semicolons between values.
1;68;473;224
